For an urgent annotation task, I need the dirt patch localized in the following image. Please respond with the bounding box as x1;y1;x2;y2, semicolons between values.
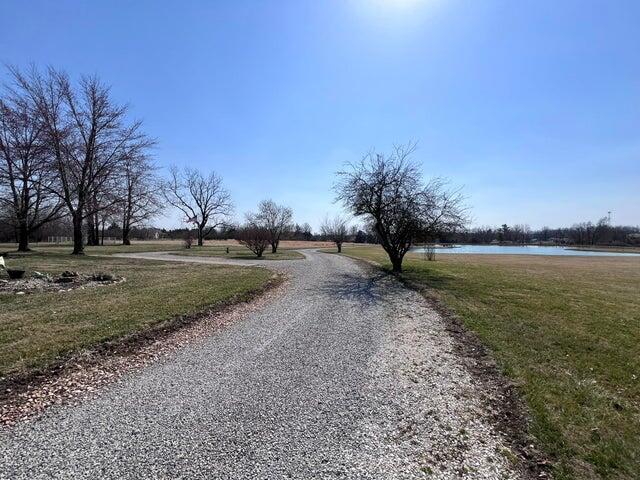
0;273;285;426
0;271;124;295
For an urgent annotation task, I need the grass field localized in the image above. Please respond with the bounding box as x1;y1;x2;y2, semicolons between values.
175;245;304;260
567;246;640;254
0;251;273;379
338;246;640;480
0;239;332;257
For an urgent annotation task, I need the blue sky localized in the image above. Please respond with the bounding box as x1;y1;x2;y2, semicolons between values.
2;0;638;230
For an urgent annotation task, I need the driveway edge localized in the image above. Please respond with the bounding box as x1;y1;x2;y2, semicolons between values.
0;272;285;426
331;251;552;479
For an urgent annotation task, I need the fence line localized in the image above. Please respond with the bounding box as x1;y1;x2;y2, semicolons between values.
46;236;122;245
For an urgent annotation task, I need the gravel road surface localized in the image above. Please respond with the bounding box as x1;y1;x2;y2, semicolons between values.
0;250;521;479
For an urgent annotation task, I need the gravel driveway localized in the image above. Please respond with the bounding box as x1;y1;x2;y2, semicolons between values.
0;250;521;479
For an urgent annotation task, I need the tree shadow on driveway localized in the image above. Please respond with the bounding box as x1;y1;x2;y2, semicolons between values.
311;271;394;305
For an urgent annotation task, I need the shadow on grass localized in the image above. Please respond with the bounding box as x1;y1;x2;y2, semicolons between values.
390;263;459;294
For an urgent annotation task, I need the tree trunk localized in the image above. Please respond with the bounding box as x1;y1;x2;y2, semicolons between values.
122;213;131;245
17;219;30;252
337;243;342;253
86;214;97;246
72;215;85;255
271;242;278;254
197;227;204;247
391;256;403;273
122;226;131;245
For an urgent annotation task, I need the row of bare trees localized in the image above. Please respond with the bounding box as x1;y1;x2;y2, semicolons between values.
0;67;235;254
0;66;161;254
234;143;469;267
1;68;467;264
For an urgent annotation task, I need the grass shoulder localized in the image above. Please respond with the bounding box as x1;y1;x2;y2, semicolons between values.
338;246;640;480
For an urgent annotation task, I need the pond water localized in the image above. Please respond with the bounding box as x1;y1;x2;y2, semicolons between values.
410;245;640;257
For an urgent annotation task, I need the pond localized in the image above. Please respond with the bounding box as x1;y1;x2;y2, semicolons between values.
410;245;640;257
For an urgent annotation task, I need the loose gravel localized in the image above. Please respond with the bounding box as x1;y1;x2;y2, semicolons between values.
0;250;522;479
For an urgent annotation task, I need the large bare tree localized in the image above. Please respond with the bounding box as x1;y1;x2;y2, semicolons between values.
335;143;467;272
119;153;162;245
247;199;293;253
162;166;232;246
10;66;153;254
320;215;349;253
0;85;63;251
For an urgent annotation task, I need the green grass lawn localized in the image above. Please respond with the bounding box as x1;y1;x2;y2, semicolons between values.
338;246;640;480
0;241;186;256
0;251;273;379
0;241;306;259
175;245;305;260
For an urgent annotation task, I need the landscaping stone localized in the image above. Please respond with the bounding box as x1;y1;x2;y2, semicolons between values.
54;277;75;284
31;271;51;281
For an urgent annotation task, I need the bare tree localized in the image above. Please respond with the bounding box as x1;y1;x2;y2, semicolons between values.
321;215;349;253
335;143;467;272
0;84;64;251
86;176;122;246
236;224;270;257
120;153;162;245
162;166;232;246
247;199;293;253
10;66;153;254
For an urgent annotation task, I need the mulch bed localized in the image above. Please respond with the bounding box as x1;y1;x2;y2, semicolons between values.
0;271;124;295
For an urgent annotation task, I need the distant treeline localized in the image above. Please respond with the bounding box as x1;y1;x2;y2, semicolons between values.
0;217;381;245
159;223;379;244
446;220;640;246
2;215;638;248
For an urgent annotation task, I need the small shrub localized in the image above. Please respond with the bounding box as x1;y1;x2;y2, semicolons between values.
236;225;270;257
424;244;436;261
